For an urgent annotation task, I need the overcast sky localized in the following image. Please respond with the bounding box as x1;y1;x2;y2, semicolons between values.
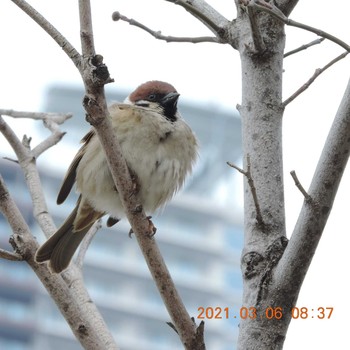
1;1;350;349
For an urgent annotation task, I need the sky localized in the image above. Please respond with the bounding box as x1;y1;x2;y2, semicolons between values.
1;1;350;349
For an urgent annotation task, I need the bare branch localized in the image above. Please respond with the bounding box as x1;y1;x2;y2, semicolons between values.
0;115;57;237
79;0;95;57
75;219;102;270
0;248;23;261
284;37;325;58
10;0;81;69
0;174;118;349
83;97;201;348
112;11;220;43
2;166;116;347
290;170;312;203
0;109;72;123
78;1;200;348
246;0;350;52
283;51;349;107
4;3;120;346
286;20;350;52
227;155;264;226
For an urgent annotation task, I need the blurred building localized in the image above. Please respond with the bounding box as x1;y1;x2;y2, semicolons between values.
0;85;243;350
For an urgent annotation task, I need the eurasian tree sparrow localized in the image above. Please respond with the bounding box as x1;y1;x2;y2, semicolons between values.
35;81;198;273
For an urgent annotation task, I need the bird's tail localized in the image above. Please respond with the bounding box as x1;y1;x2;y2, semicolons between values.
35;204;93;273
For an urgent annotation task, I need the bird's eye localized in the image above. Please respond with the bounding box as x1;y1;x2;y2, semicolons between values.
148;93;156;101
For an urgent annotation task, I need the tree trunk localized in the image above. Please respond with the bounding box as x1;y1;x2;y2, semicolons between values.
235;8;289;350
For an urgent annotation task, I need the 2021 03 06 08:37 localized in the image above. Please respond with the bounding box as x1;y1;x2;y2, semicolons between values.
196;306;334;320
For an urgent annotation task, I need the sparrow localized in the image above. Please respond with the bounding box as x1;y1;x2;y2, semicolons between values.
35;81;198;273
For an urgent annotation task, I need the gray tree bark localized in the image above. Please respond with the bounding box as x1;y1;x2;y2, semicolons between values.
167;0;350;348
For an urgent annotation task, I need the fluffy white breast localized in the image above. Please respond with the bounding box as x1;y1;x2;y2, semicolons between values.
76;103;198;218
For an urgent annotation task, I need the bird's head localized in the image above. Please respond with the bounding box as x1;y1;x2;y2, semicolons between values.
125;81;180;122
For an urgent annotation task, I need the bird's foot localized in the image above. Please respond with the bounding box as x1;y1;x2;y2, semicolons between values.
128;216;157;238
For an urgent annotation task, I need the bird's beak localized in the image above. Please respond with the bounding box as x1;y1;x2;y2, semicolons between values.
161;92;180;107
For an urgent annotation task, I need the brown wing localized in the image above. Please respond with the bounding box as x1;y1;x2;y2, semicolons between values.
56;129;95;205
74;196;104;232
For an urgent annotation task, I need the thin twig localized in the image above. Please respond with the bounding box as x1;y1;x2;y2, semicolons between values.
112;11;220;43
227;155;264;226
283;51;349;107
0;109;72;123
2;157;18;164
286;19;350;52
0;248;23;261
227;161;246;175
246;0;350;52
284;37;325;58
75;220;102;270
290;170;312;203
